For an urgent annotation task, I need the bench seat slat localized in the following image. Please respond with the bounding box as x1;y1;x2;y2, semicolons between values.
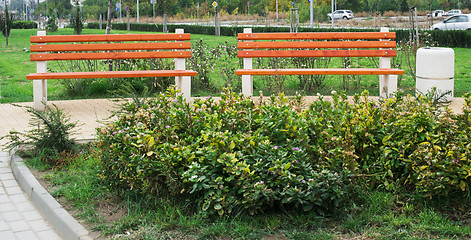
31;42;191;52
238;32;396;40
238;50;396;58
238;41;396;49
235;68;405;76
27;70;197;80
31;33;191;43
31;51;191;61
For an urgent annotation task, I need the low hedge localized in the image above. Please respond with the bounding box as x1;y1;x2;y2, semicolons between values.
87;22;471;48
97;88;471;216
12;21;38;29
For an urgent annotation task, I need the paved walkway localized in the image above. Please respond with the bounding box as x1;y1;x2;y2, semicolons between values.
1;152;61;240
0;96;467;240
0;99;117;240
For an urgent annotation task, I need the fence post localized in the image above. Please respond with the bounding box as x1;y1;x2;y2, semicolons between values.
34;31;47;111
242;28;253;97
175;29;191;102
379;27;397;98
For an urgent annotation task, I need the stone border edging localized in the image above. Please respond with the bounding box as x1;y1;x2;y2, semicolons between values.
9;150;93;240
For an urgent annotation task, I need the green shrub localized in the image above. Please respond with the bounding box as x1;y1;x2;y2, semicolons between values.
12;21;38;29
1;104;79;159
97;88;349;216
97;88;471;216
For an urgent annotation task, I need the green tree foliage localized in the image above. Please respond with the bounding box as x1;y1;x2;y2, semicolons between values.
1;4;13;38
71;0;84;34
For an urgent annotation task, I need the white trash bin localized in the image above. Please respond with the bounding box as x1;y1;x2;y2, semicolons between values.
416;47;454;102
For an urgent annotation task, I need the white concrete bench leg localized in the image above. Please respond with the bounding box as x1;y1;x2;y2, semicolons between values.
242;28;253;97
175;29;191;102
379;27;398;98
34;31;47;111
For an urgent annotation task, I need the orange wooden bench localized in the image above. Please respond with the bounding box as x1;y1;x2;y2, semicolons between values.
27;29;196;110
236;27;404;98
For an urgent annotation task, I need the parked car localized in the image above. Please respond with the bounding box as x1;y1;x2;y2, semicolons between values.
445;9;462;16
431;14;471;30
327;10;354;20
427;10;445;17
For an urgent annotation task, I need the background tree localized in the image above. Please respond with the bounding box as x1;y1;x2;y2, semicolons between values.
1;4;13;46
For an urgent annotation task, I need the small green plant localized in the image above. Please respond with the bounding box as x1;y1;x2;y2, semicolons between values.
46;9;58;33
71;0;84;35
0;4;13;44
1;104;79;161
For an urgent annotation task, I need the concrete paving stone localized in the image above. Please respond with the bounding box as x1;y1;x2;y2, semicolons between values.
0;202;16;213
0;230;17;240
36;229;62;240
8;194;28;204
21;210;42;221
28;219;50;232
2;211;23;222
0;194;9;203
0;167;12;174
15;230;39;240
2;180;17;188
0;187;5;194
0;219;9;231
0;173;15;181
8;220;29;232
15;201;35;212
4;186;22;195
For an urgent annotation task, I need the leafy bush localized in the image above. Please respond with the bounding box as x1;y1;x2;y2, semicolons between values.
1;104;79;159
97;88;471;216
97;88;349;216
71;0;84;35
12;21;38;29
46;11;58;33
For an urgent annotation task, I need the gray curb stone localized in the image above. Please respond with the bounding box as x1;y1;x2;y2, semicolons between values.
9;150;93;240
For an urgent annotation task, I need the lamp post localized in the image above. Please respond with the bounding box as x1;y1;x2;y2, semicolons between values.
331;0;334;27
276;0;278;21
309;0;313;27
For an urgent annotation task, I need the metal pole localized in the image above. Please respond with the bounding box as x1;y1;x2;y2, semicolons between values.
309;0;313;27
136;0;139;23
153;2;155;24
331;0;334;27
276;0;278;21
119;0;122;23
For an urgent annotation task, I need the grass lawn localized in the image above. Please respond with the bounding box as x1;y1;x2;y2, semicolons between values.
1;28;470;103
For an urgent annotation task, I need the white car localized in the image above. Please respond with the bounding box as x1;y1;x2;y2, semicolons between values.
431;14;471;30
445;9;462;16
428;10;445;17
327;10;354;20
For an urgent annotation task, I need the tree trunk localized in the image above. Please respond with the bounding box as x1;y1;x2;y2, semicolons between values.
106;0;112;34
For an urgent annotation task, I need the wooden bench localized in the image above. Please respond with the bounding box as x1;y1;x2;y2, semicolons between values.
235;27;405;98
27;29;196;111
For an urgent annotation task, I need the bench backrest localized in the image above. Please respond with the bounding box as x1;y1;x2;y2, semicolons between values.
30;33;192;62
237;32;397;58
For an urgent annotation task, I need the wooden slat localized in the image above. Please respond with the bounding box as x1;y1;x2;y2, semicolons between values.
238;32;396;40
238;41;396;49
31;42;192;52
31;33;191;43
26;70;197;80
31;51;191;61
238;50;396;58
235;68;405;76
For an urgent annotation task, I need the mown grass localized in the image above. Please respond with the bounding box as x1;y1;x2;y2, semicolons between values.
25;146;471;240
1;28;470;103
